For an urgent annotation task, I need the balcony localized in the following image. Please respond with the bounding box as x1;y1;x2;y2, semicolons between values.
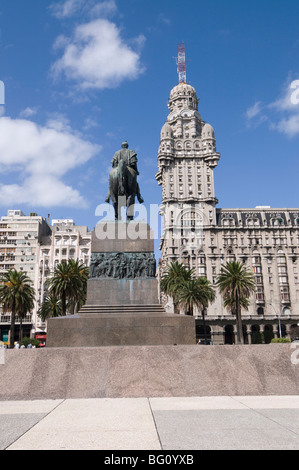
0;314;32;324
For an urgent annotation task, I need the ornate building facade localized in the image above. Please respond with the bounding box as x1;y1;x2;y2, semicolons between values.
0;213;91;345
156;81;299;344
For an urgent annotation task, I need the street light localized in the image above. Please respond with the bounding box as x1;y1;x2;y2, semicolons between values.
269;302;282;338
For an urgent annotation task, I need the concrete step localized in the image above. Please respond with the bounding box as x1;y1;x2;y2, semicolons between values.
79;304;166;315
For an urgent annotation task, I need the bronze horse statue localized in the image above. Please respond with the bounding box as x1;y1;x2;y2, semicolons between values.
105;142;144;220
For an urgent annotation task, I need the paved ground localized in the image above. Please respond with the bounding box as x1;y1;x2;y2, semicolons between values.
1;395;299;451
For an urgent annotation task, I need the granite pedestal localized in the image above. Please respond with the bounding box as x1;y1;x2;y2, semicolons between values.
46;221;196;347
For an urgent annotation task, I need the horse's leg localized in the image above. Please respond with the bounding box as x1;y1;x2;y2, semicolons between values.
136;183;144;203
126;194;135;220
105;190;110;203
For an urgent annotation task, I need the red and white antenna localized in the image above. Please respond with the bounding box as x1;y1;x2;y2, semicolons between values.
177;43;186;83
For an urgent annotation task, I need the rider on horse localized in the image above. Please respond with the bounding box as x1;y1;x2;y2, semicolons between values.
105;142;144;218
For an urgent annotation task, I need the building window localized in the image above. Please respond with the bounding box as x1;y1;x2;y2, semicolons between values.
280;286;290;301
272;217;284;226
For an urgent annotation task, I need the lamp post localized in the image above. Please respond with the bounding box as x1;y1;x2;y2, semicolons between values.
269;302;282;338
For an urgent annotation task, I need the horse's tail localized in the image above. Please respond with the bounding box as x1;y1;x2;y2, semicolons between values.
118;159;126;195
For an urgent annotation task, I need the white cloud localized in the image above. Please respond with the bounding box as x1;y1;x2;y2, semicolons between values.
52;18;145;90
245;77;299;137
50;0;117;19
269;79;299;137
0;175;87;208
19;107;38;118
50;0;84;19
0;117;100;208
268;79;299;112
87;0;117;18
275;114;299;138
245;101;262;120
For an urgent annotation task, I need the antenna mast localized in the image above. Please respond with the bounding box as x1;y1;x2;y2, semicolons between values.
177;43;186;83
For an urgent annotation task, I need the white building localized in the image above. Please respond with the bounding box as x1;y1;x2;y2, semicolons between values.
36;219;91;335
156;81;299;344
0;212;91;344
0;210;51;342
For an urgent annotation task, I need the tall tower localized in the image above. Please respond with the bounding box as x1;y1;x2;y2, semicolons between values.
156;45;221;272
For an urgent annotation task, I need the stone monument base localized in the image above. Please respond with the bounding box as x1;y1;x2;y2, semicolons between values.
46;308;196;347
86;279;159;305
46;221;196;347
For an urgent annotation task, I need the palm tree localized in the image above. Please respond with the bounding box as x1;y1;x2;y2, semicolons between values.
176;277;216;343
48;259;89;315
160;261;194;314
216;261;256;344
0;270;35;349
194;277;216;344
38;292;62;322
18;291;35;341
68;259;89;314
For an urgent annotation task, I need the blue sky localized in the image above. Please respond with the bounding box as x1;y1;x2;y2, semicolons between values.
0;0;299;258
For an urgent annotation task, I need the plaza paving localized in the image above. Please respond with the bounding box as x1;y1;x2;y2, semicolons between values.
1;395;299;450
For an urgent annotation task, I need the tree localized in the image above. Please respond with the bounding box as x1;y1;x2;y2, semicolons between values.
160;261;193;314
18;293;35;341
0;270;35;349
48;259;89;315
216;261;256;344
176;277;216;343
38;292;62;322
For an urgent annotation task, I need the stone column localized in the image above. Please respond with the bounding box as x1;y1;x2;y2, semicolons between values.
246;324;252;344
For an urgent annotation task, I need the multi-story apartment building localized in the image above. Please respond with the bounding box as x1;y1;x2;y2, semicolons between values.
36;219;91;335
156;80;299;344
0;210;51;343
0;212;91;344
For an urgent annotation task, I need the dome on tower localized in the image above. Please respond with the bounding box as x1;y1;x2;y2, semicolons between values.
168;82;199;112
201;122;215;140
169;82;197;101
160;122;172;140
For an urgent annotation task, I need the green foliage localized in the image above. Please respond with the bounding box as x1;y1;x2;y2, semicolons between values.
0;269;35;348
38;292;62;321
216;261;256;344
216;261;256;308
47;259;89;315
176;277;216;316
271;337;291;343
160;262;193;300
19;337;41;348
160;262;215;316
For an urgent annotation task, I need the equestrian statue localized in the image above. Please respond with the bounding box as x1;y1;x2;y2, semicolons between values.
105;141;144;220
